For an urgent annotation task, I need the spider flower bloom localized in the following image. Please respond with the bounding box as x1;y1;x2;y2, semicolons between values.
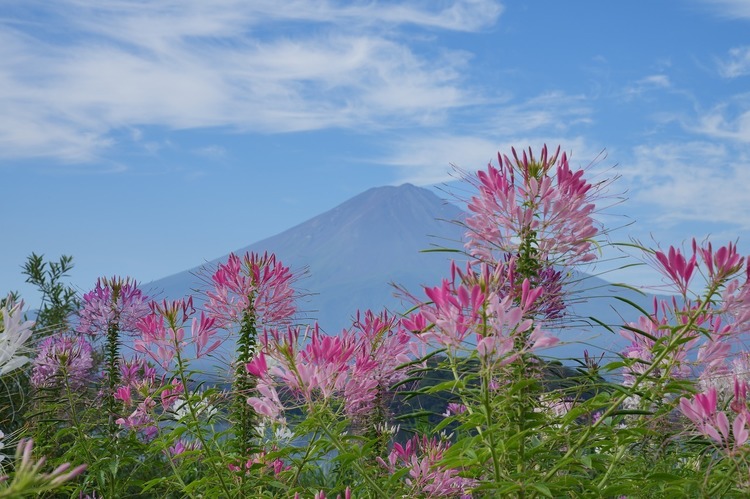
31;335;94;389
206;252;296;328
464;145;601;267
259;324;357;408
135;298;221;368
0;299;34;376
344;310;414;418
405;277;485;351
377;435;476;497
77;277;150;336
680;386;750;451
619;299;698;386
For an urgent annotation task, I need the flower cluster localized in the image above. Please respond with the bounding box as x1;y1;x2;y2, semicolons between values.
680;381;750;453
206;251;296;328
376;435;476;498
464;145;601;267
77;277;149;336
0;299;34;376
31;334;94;390
135;297;221;369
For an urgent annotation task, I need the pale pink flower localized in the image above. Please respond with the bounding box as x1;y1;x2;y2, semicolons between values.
115;396;158;440
3;439;86;492
168;438;201;459
344;310;414;418
135;298;221;369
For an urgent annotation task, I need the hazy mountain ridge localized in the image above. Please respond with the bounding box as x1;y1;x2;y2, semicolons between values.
145;183;651;366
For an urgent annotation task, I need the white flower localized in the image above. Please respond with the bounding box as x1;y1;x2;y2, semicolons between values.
171;394;217;422
0;300;34;376
255;418;293;443
0;430;6;463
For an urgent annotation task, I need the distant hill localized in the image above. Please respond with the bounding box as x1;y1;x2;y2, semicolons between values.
144;183;653;372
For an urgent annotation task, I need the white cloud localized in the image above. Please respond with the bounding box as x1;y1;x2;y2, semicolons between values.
382;132;599;186
621;74;671;99
692;103;750;143
717;46;750;78
626;141;750;229
0;0;503;163
696;0;750;20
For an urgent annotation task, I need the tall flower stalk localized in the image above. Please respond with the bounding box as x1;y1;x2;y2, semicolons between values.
205;251;296;457
77;277;149;429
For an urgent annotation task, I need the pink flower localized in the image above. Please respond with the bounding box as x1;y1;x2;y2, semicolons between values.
191;312;221;359
135;298;221;369
168;438;201;459
344;310;414;418
652;245;698;296
115;396;158;440
697;240;745;283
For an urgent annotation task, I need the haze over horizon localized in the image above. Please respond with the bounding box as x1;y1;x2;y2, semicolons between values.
4;0;750;305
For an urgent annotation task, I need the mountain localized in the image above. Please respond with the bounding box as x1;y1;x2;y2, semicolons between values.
144;183;651;370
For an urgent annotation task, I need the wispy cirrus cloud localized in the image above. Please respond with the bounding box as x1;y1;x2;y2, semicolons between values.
0;0;503;164
717;46;750;78
691;101;750;144
383;133;600;186
626;141;750;230
379;91;596;185
695;0;750;20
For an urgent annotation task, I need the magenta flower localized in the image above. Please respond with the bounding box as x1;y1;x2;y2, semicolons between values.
651;245;698;296
77;277;149;336
697;240;745;282
31;334;94;389
205;252;296;328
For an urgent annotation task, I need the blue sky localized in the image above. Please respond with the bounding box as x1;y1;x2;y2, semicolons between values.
3;0;750;304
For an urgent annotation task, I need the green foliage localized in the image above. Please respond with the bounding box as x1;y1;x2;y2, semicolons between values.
22;252;79;335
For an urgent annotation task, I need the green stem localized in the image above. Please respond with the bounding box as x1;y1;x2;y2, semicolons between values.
542;282;721;482
174;343;234;498
63;373;99;492
291;429;320;488
482;373;504;484
318;418;387;497
105;321;121;434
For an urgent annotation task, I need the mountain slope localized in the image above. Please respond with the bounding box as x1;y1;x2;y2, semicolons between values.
145;183;651;368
